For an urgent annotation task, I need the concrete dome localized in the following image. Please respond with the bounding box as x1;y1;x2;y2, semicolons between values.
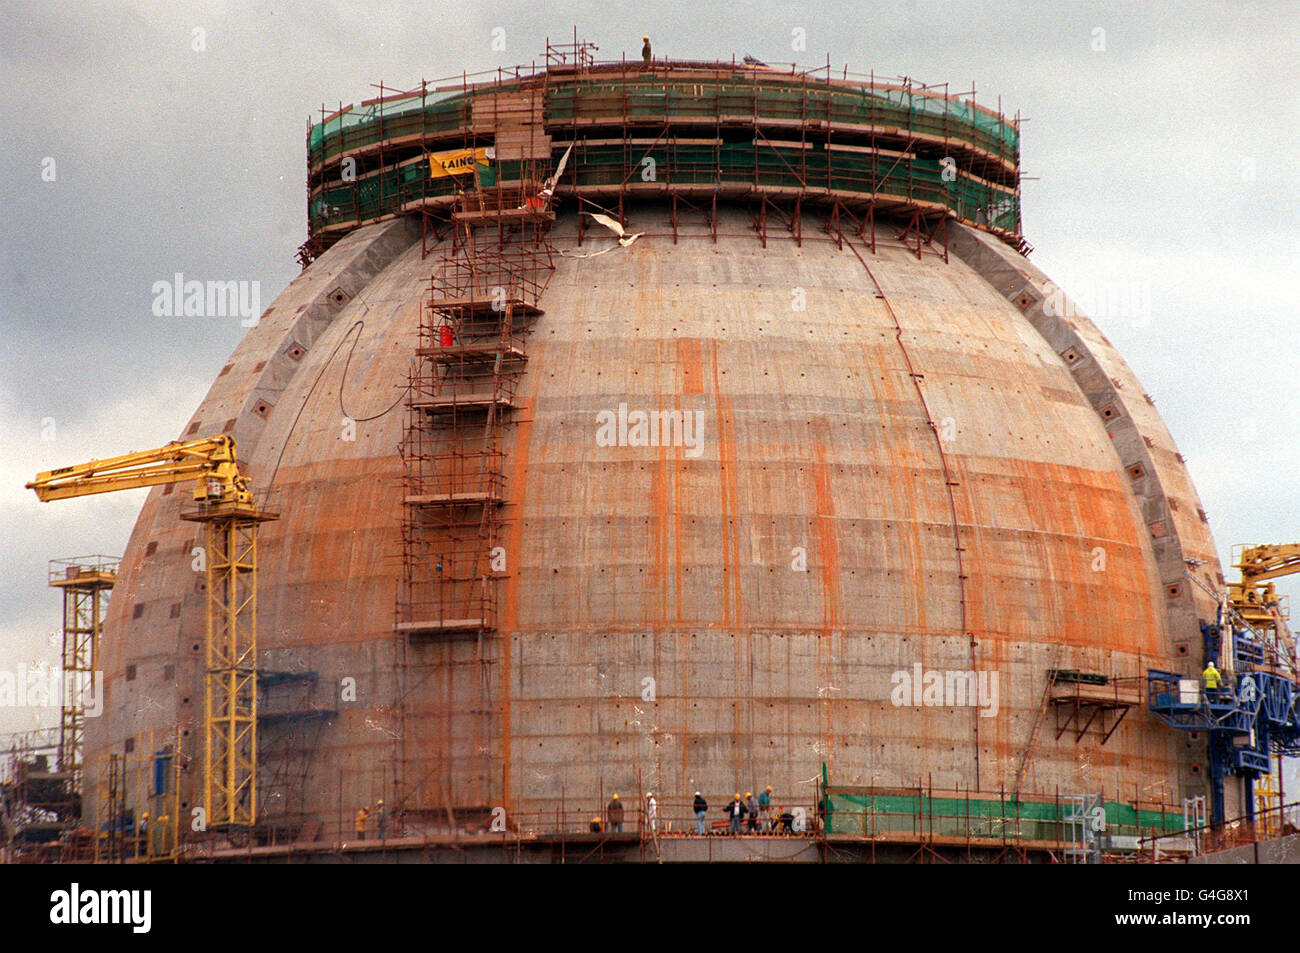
89;207;1224;835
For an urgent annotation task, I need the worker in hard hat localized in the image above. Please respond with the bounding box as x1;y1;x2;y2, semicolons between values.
375;799;387;839
758;785;773;831
724;792;747;833
777;806;796;834
641;36;652;68
354;806;368;841
607;793;624;832
693;791;708;834
1203;661;1222;700
645;791;658;833
745;791;760;832
590;816;603;833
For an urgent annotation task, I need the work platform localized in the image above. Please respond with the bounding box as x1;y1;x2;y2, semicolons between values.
396;618;488;635
1048;671;1141;744
410;392;516;412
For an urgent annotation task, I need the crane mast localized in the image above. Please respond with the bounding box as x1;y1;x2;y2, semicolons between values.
27;434;277;831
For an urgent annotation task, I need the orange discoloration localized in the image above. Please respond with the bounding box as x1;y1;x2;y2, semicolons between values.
811;444;842;631
710;341;747;778
956;456;1163;656
674;436;684;626
811;440;842;759
678;337;705;395
650;438;669;626
499;395;536;809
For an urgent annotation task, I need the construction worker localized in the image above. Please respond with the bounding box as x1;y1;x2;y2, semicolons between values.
375;799;387;839
745;791;760;832
354;806;368;841
590;816;603;833
777;806;796;834
645;791;658;833
156;813;170;853
758;785;773;830
693;791;708;834
641;36;652;68
607;793;624;832
1203;661;1223;699
724;792;747;833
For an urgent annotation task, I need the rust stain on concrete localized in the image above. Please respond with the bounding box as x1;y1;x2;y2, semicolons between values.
501;394;536;808
677;337;705;395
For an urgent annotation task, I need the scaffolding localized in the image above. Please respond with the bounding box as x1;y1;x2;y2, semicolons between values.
820;780;1188;863
1047;670;1142;745
395;121;557;818
304;48;1024;259
93;729;182;863
48;555;118;791
257;667;337;831
0;728;84;863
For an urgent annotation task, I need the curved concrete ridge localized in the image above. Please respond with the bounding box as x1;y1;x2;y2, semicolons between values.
947;223;1222;652
227;217;421;466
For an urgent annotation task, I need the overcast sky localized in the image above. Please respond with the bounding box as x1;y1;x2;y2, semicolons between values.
1;0;1296;740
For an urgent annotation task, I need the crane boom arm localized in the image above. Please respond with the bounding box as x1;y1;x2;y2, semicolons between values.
26;435;254;505
1237;544;1300;586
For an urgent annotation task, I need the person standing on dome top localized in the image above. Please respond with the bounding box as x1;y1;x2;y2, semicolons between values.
641;36;652;68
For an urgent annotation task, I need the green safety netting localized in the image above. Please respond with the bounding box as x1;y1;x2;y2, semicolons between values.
308;90;471;165
823;791;1187;839
310;142;1018;237
544;78;1018;156
306;74;1020;237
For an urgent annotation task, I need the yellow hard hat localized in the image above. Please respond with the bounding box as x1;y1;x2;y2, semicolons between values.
745;792;752;798
765;786;772;792
612;793;619;799
734;792;741;798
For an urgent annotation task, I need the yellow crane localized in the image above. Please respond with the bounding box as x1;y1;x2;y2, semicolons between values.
27;434;277;829
1228;543;1300;665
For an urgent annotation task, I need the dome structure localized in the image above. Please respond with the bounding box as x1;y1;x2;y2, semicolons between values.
86;56;1227;856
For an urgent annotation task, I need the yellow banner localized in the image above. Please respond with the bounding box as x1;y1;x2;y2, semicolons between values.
429;147;492;178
